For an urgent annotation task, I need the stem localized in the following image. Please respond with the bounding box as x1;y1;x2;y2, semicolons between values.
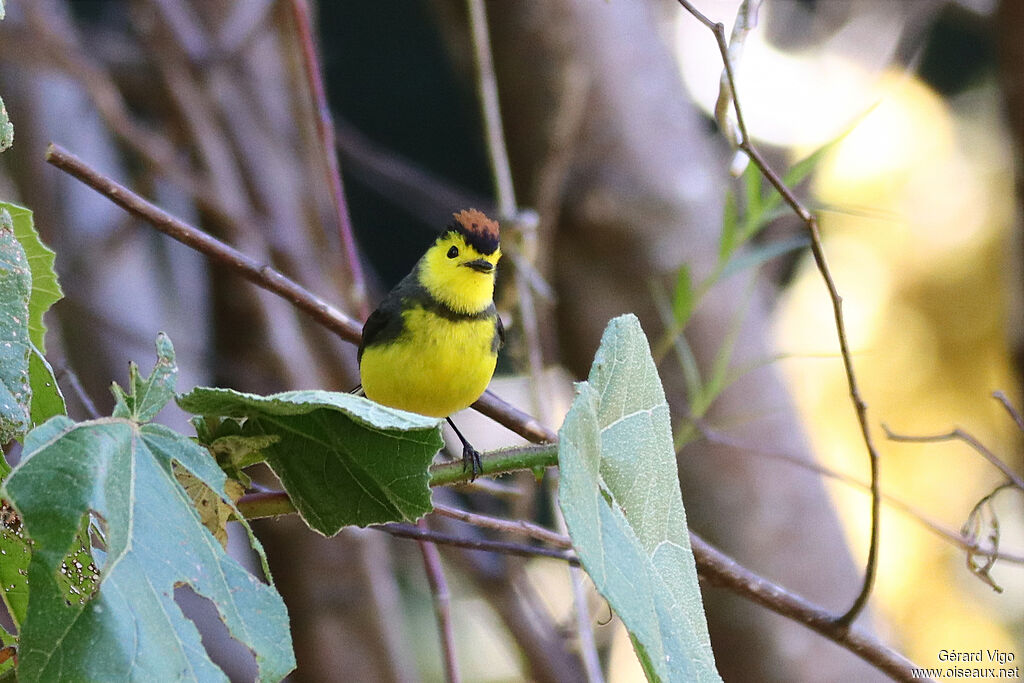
289;0;368;317
416;519;460;683
466;0;517;218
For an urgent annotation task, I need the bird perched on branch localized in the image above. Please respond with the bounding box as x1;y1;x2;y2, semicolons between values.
358;209;503;478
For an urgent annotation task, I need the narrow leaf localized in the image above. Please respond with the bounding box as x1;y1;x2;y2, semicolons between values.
719;236;810;281
718;190;739;264
177;387;444;533
671;265;695;329
559;315;720;682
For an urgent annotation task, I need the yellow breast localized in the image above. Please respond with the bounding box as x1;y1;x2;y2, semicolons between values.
359;306;498;418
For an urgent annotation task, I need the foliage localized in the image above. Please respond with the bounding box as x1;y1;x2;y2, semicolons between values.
2;337;295;681
560;314;720;682
178;387;444;534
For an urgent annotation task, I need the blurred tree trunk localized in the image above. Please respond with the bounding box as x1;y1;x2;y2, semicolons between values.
477;1;885;680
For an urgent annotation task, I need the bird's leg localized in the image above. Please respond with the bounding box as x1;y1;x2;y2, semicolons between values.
446;417;482;480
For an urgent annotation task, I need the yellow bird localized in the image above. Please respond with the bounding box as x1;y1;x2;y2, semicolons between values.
358;209;503;477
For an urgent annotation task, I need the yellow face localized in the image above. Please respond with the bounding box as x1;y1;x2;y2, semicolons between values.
418;231;501;314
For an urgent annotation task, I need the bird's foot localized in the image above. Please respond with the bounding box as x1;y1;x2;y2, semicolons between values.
461;444;483;481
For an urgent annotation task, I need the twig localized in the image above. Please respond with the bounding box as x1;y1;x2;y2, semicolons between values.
882;424;1024;491
416;519;461;683
377;523;580;565
44;143;557;446
695;420;1024;564
675;0;882;627
690;533;929;683
289;0;368;318
466;0;517;218
992;390;1024;432
431;502;572;549
552;486;605;683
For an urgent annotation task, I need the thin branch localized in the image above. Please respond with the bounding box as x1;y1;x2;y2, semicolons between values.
466;0;517;218
690;533;930;683
377;523;580;565
289;0;368;318
882;424;1024;491
431;502;572;549
675;0;882;628
695;420;1024;564
44;143;557;446
992;390;1024;432
416;519;461;683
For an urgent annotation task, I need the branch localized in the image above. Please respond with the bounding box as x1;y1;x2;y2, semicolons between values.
44;142;557;446
466;0;517;218
690;533;930;683
675;0;882;628
883;424;1024;491
376;523;580;565
289;0;368;317
415;519;461;683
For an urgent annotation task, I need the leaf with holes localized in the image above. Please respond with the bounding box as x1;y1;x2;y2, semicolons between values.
559;315;720;682
177;387;444;534
2;337;295;682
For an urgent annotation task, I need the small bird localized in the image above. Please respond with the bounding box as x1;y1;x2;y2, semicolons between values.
358;209;504;477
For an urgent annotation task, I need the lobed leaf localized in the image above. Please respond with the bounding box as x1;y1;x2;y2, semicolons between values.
3;338;295;682
559;315;720;682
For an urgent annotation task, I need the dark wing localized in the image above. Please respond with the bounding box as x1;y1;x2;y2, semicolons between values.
492;312;505;354
358;273;419;362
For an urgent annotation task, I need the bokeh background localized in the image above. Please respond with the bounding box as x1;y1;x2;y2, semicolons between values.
0;0;1021;680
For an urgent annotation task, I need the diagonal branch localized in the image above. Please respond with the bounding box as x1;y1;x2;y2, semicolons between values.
675;0;883;628
44;142;556;446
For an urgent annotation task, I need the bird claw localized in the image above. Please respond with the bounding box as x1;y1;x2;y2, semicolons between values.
461;444;483;481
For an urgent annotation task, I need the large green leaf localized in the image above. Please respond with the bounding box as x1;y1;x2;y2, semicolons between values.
559;315;720;682
2;337;295;682
0;209;31;441
177;387;444;534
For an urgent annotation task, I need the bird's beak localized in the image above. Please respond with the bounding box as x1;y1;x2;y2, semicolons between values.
464;259;494;273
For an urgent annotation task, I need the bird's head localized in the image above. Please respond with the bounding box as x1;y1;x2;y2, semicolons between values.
419;209;501;314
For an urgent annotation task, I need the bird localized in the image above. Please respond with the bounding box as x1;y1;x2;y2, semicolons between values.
358;209;504;478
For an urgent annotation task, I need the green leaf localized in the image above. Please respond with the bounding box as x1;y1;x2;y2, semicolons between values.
2;340;295;682
718;190;739;264
177;387;444;534
0;209;32;441
0;500;30;626
0;97;11;153
558;315;720;682
0;203;63;352
28;345;65;426
111;332;176;421
671;265;695;329
719;236;810;281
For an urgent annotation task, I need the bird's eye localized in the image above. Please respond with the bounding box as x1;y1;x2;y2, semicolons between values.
447;246;459;259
